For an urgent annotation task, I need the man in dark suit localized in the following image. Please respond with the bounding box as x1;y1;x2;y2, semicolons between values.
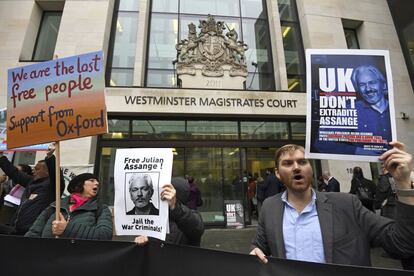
250;142;414;266
127;173;159;215
322;171;340;192
262;168;284;199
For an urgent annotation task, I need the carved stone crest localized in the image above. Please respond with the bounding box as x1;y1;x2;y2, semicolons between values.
175;15;248;79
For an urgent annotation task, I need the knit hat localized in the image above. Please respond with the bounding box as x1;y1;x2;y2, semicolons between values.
68;173;98;193
171;177;190;204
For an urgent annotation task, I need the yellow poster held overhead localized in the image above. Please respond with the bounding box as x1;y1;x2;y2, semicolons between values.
7;51;108;149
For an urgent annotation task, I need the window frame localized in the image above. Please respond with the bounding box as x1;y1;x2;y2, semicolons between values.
31;10;62;62
145;0;275;90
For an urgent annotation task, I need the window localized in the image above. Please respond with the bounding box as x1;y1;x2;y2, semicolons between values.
146;0;275;90
97;117;308;224
290;121;306;140
106;0;139;86
388;0;414;90
342;19;362;50
187;121;238;140
132;120;186;139
32;11;62;61
344;28;360;49
240;121;288;139
278;0;305;92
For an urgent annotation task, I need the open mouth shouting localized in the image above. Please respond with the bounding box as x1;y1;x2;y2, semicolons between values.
292;173;306;184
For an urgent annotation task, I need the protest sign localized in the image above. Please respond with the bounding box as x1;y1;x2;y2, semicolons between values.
6;51;107;149
61;165;94;196
305;49;396;161
0;108;49;151
224;200;244;229
114;148;173;240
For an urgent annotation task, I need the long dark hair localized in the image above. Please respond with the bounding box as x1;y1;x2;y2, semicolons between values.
352;167;364;179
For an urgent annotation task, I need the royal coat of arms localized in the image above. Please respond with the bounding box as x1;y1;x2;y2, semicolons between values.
175;15;248;78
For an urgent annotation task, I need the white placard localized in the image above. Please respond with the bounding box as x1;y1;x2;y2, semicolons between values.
114;148;173;240
305;49;396;161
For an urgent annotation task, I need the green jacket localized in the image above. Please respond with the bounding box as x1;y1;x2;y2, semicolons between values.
25;196;113;240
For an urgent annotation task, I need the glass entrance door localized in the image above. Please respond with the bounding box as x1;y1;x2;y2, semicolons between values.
242;147;278;223
186;147;241;225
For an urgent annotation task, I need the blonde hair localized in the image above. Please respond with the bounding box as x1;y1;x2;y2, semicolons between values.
274;144;305;169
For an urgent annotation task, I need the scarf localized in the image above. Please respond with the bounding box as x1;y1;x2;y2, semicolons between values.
69;193;89;212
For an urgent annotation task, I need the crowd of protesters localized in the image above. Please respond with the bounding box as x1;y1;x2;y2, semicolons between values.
0;141;413;270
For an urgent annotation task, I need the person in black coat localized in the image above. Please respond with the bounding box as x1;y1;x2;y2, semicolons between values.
376;168;397;218
349;166;377;211
134;177;204;246
0;143;64;235
322;171;341;192
259;168;284;202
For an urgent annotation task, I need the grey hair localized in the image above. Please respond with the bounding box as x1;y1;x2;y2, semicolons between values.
351;65;387;93
129;173;154;192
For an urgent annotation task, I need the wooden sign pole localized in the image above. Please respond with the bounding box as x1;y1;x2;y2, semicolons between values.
55;141;61;229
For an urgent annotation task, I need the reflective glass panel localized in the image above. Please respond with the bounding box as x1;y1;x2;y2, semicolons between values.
281;23;303;75
111;12;139;68
102;119;130;139
241;0;266;19
242;19;272;73
119;0;139;11
240;121;288;139
344;29;359;49
180;0;240;17
290;121;306;140
246;73;275;91
172;148;185;177
147;13;178;69
403;23;414;67
146;69;176;87
179;15;240;41
246;72;259;90
109;68;134;86
186;147;224;223
287;76;304;92
187;121;238;140
33;12;62;61
98;147;119;205
245;147;277;220
222;148;242;201
278;0;297;21
152;0;178;13
131;120;185;139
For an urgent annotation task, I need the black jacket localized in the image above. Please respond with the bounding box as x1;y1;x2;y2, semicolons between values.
376;172;396;207
259;174;284;202
166;201;204;246
326;177;340;192
160;177;204;246
0;155;64;234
